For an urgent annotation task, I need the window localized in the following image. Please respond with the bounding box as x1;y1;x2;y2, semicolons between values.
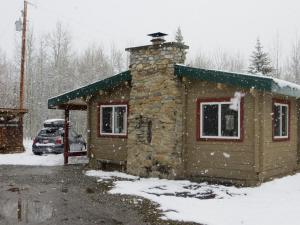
100;104;127;136
198;99;242;140
273;101;289;140
38;128;61;137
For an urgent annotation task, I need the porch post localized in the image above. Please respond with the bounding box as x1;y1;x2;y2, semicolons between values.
64;109;70;165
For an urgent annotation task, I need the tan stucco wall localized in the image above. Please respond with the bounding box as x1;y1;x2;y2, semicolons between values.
259;93;298;181
88;84;130;163
183;79;299;185
183;80;258;185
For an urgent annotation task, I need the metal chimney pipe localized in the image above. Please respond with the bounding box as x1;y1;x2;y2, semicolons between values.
147;32;167;45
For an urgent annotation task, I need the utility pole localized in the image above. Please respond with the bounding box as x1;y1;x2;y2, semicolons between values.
19;0;28;110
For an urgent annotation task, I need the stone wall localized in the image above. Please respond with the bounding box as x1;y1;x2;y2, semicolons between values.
126;42;188;179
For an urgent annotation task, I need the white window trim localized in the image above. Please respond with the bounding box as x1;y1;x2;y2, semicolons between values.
100;104;127;136
273;103;289;139
200;101;241;139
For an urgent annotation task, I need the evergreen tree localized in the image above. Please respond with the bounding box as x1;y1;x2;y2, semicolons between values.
248;38;273;75
175;27;184;44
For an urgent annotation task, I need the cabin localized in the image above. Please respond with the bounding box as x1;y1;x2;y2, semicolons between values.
48;33;300;186
0;108;27;153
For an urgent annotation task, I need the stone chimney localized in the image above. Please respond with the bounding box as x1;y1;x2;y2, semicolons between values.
126;33;189;179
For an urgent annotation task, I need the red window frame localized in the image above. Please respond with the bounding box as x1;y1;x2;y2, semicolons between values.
97;101;129;138
196;97;244;142
272;98;290;142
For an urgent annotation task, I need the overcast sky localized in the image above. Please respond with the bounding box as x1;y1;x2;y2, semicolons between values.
1;0;300;60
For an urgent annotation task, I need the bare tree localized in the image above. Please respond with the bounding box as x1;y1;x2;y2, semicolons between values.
47;22;72;68
0;48;18;107
190;51;213;69
0;22;132;138
270;32;282;78
77;44;111;84
110;44;124;74
190;49;245;73
287;36;300;83
212;49;245;72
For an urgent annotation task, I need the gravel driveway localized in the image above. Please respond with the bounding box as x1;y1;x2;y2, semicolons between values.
0;165;199;225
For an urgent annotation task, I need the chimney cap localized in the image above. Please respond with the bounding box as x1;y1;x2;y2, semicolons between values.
147;32;168;38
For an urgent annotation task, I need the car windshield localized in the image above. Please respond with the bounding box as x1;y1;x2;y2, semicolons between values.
38;128;61;137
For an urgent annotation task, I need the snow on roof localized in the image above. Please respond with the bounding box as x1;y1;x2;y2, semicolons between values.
175;64;300;97
227;69;300;91
44;119;64;123
273;78;300;90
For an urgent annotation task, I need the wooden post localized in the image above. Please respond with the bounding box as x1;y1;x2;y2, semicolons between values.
19;0;28;110
64;109;69;165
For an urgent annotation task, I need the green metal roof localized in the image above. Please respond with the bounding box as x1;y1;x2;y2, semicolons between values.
48;65;300;110
175;65;300;98
48;70;131;109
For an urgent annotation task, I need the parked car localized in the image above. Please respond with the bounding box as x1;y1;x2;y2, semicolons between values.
32;119;86;155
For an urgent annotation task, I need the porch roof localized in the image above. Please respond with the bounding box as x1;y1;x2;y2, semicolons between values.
48;70;131;110
175;64;300;98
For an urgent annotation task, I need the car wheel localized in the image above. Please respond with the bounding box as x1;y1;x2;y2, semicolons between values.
33;152;42;156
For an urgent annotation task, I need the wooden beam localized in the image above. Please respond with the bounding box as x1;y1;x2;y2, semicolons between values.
64;109;70;165
61;104;87;111
0;108;28;114
49;104;87;111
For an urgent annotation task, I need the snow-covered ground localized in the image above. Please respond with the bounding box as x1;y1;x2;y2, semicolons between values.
0;139;88;166
86;170;300;225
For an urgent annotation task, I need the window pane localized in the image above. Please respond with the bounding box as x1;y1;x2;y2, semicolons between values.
221;104;239;137
282;106;288;136
114;106;126;134
202;104;218;136
38;128;60;137
274;105;280;136
102;107;112;133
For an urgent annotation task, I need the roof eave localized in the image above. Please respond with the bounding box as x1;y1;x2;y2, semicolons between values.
174;65;273;92
48;70;131;109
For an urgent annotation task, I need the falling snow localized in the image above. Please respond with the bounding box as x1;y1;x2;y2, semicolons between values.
223;152;230;158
